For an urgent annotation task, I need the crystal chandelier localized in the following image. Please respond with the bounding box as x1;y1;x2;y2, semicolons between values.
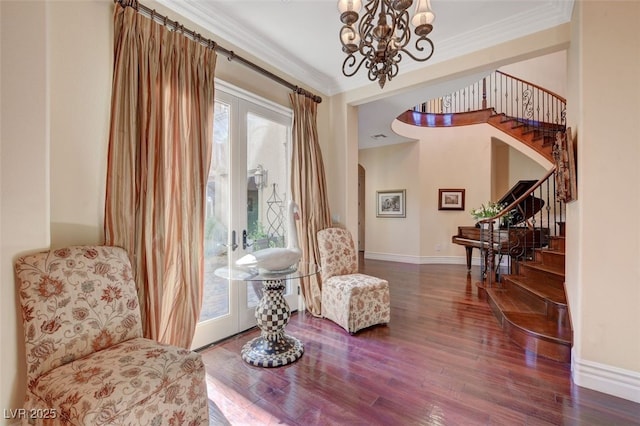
338;0;436;88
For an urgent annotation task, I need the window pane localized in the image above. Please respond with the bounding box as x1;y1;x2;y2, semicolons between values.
200;100;231;322
245;112;290;308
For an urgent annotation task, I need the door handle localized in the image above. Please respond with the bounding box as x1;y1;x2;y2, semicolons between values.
225;230;238;251
242;229;250;250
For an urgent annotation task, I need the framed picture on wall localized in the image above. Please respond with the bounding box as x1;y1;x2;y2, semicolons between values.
376;189;406;218
438;189;465;210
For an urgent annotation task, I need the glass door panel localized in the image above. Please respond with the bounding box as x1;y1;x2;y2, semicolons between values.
192;83;295;349
192;93;237;349
238;107;297;330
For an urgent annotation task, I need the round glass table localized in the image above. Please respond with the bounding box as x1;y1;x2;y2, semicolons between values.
215;262;319;367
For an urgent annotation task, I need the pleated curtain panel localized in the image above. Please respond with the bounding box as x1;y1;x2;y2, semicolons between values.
105;4;217;348
290;92;333;316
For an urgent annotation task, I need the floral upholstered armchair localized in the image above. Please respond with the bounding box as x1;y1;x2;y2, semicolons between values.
14;246;209;425
317;227;390;334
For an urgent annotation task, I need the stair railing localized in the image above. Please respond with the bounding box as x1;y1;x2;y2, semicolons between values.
414;70;566;135
479;166;565;287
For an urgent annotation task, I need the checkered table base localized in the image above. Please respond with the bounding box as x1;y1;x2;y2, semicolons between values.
241;335;304;367
241;278;304;367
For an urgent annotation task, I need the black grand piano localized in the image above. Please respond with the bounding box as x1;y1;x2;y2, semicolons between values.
452;180;550;273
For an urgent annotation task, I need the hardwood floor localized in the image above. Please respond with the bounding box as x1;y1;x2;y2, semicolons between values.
199;260;640;425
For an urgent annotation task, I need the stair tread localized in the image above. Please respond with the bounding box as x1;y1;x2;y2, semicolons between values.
487;287;543;314
487;114;558;163
519;260;565;277
487;289;572;344
539;248;565;255
503;312;573;344
503;274;567;305
538;251;566;260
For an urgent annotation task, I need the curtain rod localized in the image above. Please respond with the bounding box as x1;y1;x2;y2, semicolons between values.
115;0;322;104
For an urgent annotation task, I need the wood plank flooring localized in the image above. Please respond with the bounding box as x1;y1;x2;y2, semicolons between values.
199;260;640;425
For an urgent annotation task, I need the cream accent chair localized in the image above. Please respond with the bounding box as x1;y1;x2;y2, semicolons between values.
317;227;390;334
14;246;209;425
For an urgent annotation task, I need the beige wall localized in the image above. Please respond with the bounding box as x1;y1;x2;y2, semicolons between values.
500;50;567;99
508;146;547;186
492;141;510;200
1;1;51;416
360;122;549;263
359;142;421;261
564;1;582;383
326;93;358;235
49;1;112;248
567;0;640;397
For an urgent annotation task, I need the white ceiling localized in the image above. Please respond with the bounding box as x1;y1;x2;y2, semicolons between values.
157;0;574;148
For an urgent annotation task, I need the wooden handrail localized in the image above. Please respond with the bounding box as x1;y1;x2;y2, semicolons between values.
495;70;566;104
477;166;557;225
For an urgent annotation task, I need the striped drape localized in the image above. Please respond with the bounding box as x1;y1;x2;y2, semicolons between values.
105;5;217;348
290;93;332;316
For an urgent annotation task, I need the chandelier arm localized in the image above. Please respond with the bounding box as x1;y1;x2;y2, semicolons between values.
362;43;377;60
388;61;399;79
367;65;379;82
342;53;370;78
399;37;435;62
359;0;378;37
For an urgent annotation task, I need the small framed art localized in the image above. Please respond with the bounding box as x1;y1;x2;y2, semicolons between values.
376;189;406;218
438;189;465;211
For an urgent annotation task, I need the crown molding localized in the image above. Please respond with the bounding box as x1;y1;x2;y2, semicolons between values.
378;1;574;83
156;0;335;95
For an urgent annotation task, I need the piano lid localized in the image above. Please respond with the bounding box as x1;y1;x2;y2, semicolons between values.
497;180;545;227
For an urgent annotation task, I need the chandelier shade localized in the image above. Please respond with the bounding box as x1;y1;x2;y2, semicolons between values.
337;0;436;88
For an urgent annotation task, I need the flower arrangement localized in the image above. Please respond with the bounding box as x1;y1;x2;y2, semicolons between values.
470;201;507;221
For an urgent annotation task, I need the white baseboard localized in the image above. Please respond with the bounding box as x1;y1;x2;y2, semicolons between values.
572;352;640;404
362;252;510;267
363;252;477;265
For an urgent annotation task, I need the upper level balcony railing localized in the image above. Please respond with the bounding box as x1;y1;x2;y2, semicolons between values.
414;70;566;132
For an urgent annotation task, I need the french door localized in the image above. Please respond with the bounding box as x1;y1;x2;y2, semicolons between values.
191;82;297;350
